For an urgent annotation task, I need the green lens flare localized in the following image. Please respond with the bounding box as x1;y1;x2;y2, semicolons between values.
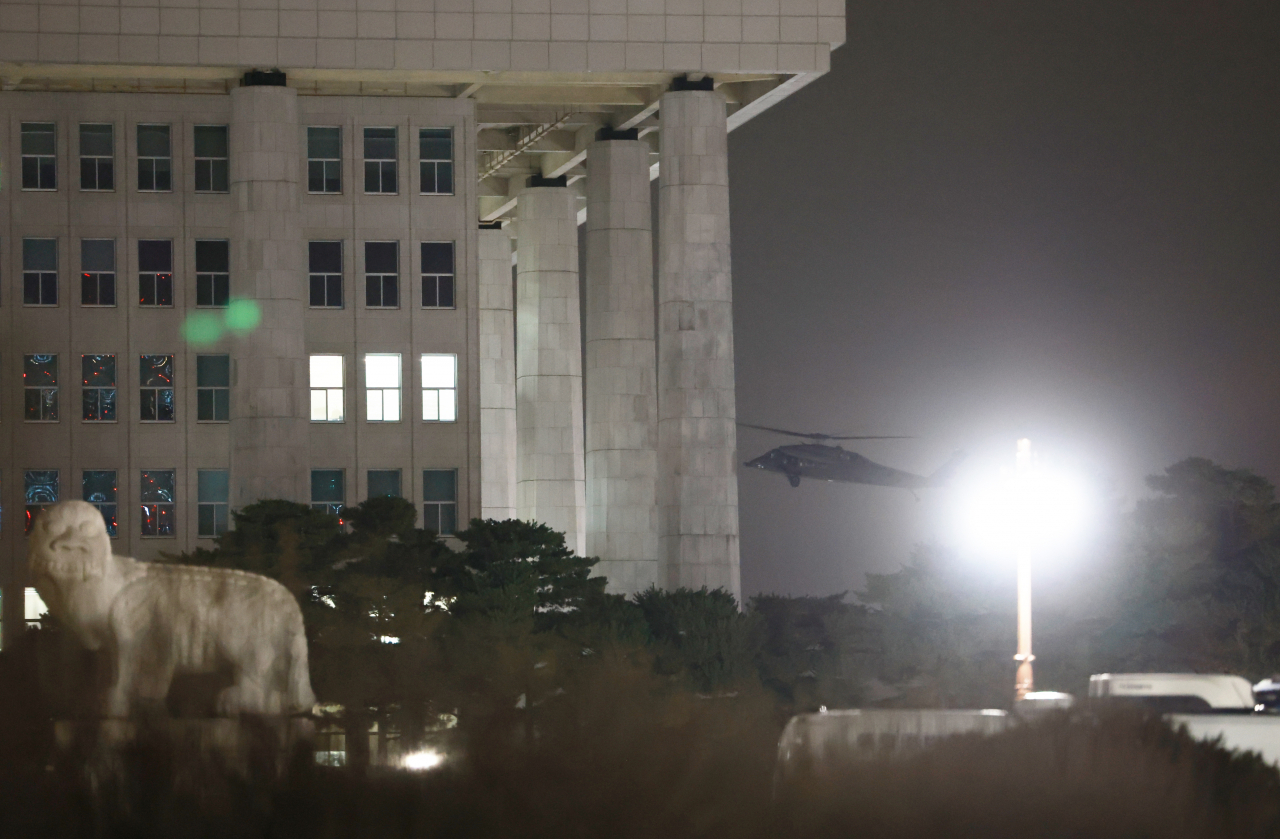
224;299;263;334
182;312;224;345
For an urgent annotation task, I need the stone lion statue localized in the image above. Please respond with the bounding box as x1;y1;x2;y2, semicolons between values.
28;500;316;718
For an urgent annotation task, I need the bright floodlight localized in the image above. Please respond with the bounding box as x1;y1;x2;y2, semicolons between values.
402;748;445;771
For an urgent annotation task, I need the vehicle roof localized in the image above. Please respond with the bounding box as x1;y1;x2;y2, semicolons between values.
1089;673;1255;709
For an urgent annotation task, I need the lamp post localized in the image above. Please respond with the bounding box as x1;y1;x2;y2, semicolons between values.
1014;437;1035;701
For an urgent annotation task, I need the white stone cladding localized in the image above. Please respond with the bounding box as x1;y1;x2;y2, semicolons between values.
478;227;517;521
515;186;586;555
584;138;659;594
656;89;740;599
230;84;308;507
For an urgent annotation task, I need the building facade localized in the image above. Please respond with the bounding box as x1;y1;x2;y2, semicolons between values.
0;0;845;645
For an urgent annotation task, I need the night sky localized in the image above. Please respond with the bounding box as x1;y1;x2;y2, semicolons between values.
728;0;1280;597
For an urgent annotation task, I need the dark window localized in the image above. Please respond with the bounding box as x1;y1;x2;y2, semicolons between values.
307;127;342;194
422;469;457;536
197;470;229;538
83;470;118;536
23;355;58;422
82;355;117;422
22;238;58;306
311;470;345;517
195;239;230;307
140;469;175;537
363;127;397;194
24;470;59;534
367;469;401;499
80;123;114;191
419;128;454;195
21;122;56;190
193;125;229;192
138;240;173;306
137;124;172;192
365;241;399;307
420;241;456;308
196;354;230;421
81;239;116;306
139;354;175;422
309;241;343;307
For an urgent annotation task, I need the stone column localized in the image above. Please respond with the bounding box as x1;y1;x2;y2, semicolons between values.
657;89;741;599
478;226;517;520
515;184;586;554
584;137;659;593
229;82;308;507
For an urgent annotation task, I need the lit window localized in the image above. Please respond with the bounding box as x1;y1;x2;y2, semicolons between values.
22;238;58;306
24;470;58;534
420;242;455;309
420;354;457;422
419;128;454;195
83;470;118;536
25;588;49;630
309;241;343;308
137;124;172;192
138;240;173;306
309;355;344;422
81;239;116;306
311;470;345;517
365;242;399;308
364;354;401;422
193;125;229;193
197;469;229;538
21;122;56;190
368;470;401;499
82;355;117;422
308;126;342;194
422;469;457;536
23;355;58;422
140;355;175;422
196;355;230;422
140;469;175;537
195;240;230;307
80;123;114;191
363;127;397;194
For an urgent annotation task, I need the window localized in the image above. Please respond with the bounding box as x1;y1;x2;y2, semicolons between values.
422;470;458;536
137;124;172;192
140;355;175;422
138;240;173;306
419;128;454;195
21;122;56;190
197;470;229;538
22;238;58;306
25;588;50;630
420;242;456;309
24;470;58;534
309;241;343;308
421;354;457;422
309;355;344;422
364;354;401;422
82;355;117;422
195;240;230;307
81;239;116;306
83;470;118;536
363;127;397;194
80;123;114;191
368;470;401;499
196;355;230;421
23;355;58;422
193;125;229;192
140;470;175;537
365;242;398;308
311;470;345;517
308;126;341;194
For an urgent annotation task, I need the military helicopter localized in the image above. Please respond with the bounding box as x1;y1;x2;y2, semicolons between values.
740;423;966;489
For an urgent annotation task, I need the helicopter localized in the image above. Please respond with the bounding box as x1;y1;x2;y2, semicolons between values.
739;423;966;490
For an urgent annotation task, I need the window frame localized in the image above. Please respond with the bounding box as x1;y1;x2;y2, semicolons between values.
80;238;117;307
367;469;402;500
82;469;119;537
79;123;115;192
20;122;57;191
309;354;345;423
420;241;456;309
196;354;230;423
81;354;118;423
422;468;458;536
194;239;230;308
364;241;399;309
139;469;176;538
137;239;175;307
23;355;59;423
308;240;344;308
307;126;342;194
418;127;455;196
197;469;230;538
24;469;60;535
420;353;458;423
136;123;173;193
311;469;346;518
192;124;230;193
364;353;402;423
363;126;398;195
22;237;59;307
139;354;176;423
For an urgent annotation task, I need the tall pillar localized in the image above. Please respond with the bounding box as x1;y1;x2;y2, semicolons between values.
515;184;586;554
584;137;659;593
478;226;517;520
657;88;741;599
229;80;308;507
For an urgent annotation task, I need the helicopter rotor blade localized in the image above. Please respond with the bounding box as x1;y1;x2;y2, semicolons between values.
737;422;912;442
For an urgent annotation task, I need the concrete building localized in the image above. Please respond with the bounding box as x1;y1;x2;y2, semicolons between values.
0;0;846;645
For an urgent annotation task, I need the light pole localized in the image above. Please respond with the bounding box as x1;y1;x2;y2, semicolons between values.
1014;438;1035;701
